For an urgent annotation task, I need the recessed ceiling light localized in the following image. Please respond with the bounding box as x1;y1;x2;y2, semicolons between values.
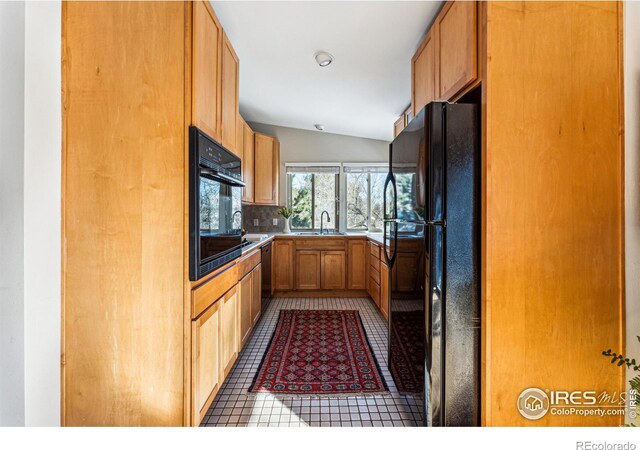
314;51;333;67
314;124;325;131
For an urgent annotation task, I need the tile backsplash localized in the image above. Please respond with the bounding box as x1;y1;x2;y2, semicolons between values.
242;205;284;233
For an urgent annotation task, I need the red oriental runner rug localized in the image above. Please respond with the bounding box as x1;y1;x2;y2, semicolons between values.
389;311;425;393
249;310;388;396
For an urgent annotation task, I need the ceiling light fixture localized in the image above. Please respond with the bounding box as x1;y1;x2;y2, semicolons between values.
314;51;333;67
314;124;325;131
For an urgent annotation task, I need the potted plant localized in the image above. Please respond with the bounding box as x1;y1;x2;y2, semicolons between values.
277;206;294;234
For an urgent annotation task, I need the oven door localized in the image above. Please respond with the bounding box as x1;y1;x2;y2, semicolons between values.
197;174;243;277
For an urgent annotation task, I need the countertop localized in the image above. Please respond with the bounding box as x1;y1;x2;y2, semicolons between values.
242;232;384;247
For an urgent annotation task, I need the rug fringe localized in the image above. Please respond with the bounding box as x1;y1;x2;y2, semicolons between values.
244;390;393;400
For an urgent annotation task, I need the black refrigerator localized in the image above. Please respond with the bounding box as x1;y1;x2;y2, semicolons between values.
383;101;480;426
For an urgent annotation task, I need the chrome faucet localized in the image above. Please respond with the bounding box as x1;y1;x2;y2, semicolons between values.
232;210;242;229
320;210;330;235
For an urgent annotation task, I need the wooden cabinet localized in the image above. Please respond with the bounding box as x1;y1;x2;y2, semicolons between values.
219;286;238;378
347;239;367;290
192;0;222;141
254;133;280;205
393;116;405;138
251;263;262;325
220;32;239;155
321;251;346;290
241;120;255;203
380;261;389;320
436;0;477;100
191;299;221;425
273;239;294;290
412;27;437;116
238;272;253;348
296;250;321;290
412;0;478;114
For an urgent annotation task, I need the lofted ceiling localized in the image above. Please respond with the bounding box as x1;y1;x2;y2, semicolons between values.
212;1;443;142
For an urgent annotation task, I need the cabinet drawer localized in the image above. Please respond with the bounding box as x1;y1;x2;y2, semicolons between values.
369;256;380;274
368;277;380;307
369;265;380;285
295;238;346;251
238;248;261;278
369;241;381;260
192;265;238;318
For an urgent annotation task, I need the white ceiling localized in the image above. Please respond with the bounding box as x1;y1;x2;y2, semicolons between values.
212;1;442;142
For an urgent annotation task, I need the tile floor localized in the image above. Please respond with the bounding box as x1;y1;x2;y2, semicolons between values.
201;297;424;427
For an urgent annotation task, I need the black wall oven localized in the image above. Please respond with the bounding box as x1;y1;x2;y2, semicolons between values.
189;126;245;281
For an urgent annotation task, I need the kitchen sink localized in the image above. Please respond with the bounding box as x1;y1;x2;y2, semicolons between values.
294;231;345;236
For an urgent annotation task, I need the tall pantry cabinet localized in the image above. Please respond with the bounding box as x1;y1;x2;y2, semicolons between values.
62;1;240;426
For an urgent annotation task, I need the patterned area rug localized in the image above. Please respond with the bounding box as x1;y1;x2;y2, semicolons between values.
249;309;388;396
390;311;425;393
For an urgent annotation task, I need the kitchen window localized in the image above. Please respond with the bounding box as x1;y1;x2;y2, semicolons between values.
286;165;340;230
344;165;388;232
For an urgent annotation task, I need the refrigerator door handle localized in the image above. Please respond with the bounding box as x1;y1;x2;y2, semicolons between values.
383;172;398;266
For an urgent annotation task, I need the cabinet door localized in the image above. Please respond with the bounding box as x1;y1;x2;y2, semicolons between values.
368;275;380;308
436;0;477;100
321;251;346;290
192;300;220;425
380;261;389;320
296;250;321;290
254;133;279;205
238;272;253;349
242;121;255;203
273;239;294;290
411;27;436;117
395;252;418;292
220;32;239;155
236;113;244;160
251;263;262;325
219;286;238;378
393;116;405;138
347;240;367;290
192;0;222;141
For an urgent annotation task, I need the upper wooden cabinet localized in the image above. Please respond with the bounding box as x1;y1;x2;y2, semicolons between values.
393;116;405;138
412;28;437;117
436;1;477;100
191;0;222;141
241;120;255;203
411;0;478;115
254;133;280;205
220;32;239;155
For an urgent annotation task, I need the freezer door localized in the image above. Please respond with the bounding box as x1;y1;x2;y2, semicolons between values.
426;222;444;426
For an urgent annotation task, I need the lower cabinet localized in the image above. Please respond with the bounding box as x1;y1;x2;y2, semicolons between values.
273;239;294;290
380;261;389;320
220;286;238;379
251;263;262;325
321;251;346;290
347;239;367;290
191;300;221;425
296;250;321;290
239;272;253;348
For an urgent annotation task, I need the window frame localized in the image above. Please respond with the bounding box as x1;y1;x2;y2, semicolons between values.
286;167;340;232
344;164;387;233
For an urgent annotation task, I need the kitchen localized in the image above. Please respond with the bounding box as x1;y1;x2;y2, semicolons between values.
1;0;634;437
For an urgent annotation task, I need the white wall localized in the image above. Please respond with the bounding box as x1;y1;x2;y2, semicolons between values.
23;0;61;426
247;122;389;230
0;1;61;426
0;0;26;427
625;1;640;421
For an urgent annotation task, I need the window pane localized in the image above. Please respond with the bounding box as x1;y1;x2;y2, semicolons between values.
396;173;418;232
200;179;220;230
346;173;368;229
370;173;386;232
313;173;337;229
289;173;312;229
